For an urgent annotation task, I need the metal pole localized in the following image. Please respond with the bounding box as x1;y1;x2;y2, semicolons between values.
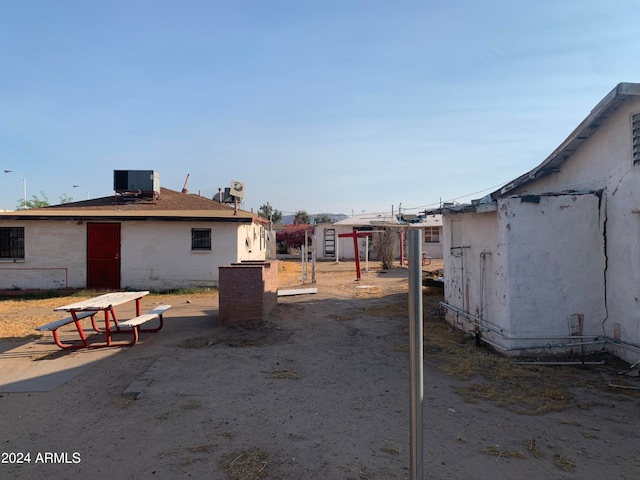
301;243;306;284
365;235;369;272
304;229;309;282
3;170;27;206
311;227;317;283
408;229;424;479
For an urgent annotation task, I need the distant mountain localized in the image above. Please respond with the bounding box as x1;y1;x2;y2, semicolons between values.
280;213;349;224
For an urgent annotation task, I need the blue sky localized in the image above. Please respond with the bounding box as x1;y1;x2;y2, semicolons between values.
1;1;639;215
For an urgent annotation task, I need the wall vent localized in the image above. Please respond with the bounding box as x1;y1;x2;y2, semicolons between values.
632;113;640;164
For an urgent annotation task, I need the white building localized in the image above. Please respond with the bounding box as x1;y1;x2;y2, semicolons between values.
438;83;640;364
0;187;267;291
315;212;402;261
401;213;444;259
314;212;443;261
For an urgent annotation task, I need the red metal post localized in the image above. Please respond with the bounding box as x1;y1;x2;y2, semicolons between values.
70;311;88;348
104;308;112;346
338;230;373;281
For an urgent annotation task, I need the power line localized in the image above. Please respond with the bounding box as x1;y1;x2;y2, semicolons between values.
401;180;510;212
262;180;510;218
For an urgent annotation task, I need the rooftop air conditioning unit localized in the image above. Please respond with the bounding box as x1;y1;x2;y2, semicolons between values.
213;180;245;204
114;170;160;197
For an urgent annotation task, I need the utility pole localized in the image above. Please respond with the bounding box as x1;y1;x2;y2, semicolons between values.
4;170;27;207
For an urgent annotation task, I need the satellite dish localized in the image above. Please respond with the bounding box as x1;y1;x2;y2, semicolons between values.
230;180;244;200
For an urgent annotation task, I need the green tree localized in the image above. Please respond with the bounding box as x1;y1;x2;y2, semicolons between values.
17;192;50;210
314;214;334;224
59;193;74;204
257;203;282;224
293;210;310;225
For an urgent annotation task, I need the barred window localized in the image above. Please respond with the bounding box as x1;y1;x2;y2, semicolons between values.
424;227;440;243
191;228;211;250
0;227;25;259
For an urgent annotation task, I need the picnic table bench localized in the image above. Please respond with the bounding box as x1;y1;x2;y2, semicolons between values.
36;291;171;350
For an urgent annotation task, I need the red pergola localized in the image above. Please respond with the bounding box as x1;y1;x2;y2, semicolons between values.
338;229;374;280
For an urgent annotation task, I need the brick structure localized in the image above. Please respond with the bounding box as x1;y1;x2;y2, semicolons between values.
218;260;278;325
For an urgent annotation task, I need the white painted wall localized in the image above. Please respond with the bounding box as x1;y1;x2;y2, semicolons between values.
499;194;606;351
315;225;364;260
0;219;266;291
422;238;443;259
443;96;640;360
0;220;87;289
314;224;405;261
327;215;444;261
411;215;444;259
121;221;243;290
444;194;605;356
237;222;268;261
510;96;640;362
443;209;507;338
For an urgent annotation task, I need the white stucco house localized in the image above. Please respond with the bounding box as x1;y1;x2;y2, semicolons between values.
315;212;402;261
400;213;444;259
313;212;443;262
0;187;268;291
437;82;640;364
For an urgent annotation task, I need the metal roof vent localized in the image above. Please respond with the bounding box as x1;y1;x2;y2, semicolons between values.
632;113;640;165
113;170;160;198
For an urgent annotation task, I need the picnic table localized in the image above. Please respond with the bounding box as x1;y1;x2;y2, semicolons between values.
36;291;171;350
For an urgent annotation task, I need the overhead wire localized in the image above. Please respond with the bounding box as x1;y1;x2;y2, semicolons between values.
266;180;511;219
400;180;511;212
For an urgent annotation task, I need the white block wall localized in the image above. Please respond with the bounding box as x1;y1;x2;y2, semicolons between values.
0;220;86;289
0;219;266;291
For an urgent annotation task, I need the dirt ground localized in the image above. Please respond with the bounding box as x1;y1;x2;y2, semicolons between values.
0;259;639;479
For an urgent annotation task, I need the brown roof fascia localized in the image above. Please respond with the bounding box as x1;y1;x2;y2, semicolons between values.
0;187;263;223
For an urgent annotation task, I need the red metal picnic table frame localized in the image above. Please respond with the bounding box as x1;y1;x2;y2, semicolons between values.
52;291;150;349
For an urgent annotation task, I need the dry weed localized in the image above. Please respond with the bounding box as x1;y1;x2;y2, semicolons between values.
526;438;544;459
269;369;298;379
482;445;525;459
381;447;400;455
0;296;87;339
553;452;576;472
218;447;270;480
416;307;605;415
188;444;216;453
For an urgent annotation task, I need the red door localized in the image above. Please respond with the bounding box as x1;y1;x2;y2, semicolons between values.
87;223;121;290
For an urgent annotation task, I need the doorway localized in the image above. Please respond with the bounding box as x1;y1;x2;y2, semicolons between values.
87;223;121;290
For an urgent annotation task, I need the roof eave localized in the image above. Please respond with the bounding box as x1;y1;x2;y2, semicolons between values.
0;211;257;222
494;82;640;199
